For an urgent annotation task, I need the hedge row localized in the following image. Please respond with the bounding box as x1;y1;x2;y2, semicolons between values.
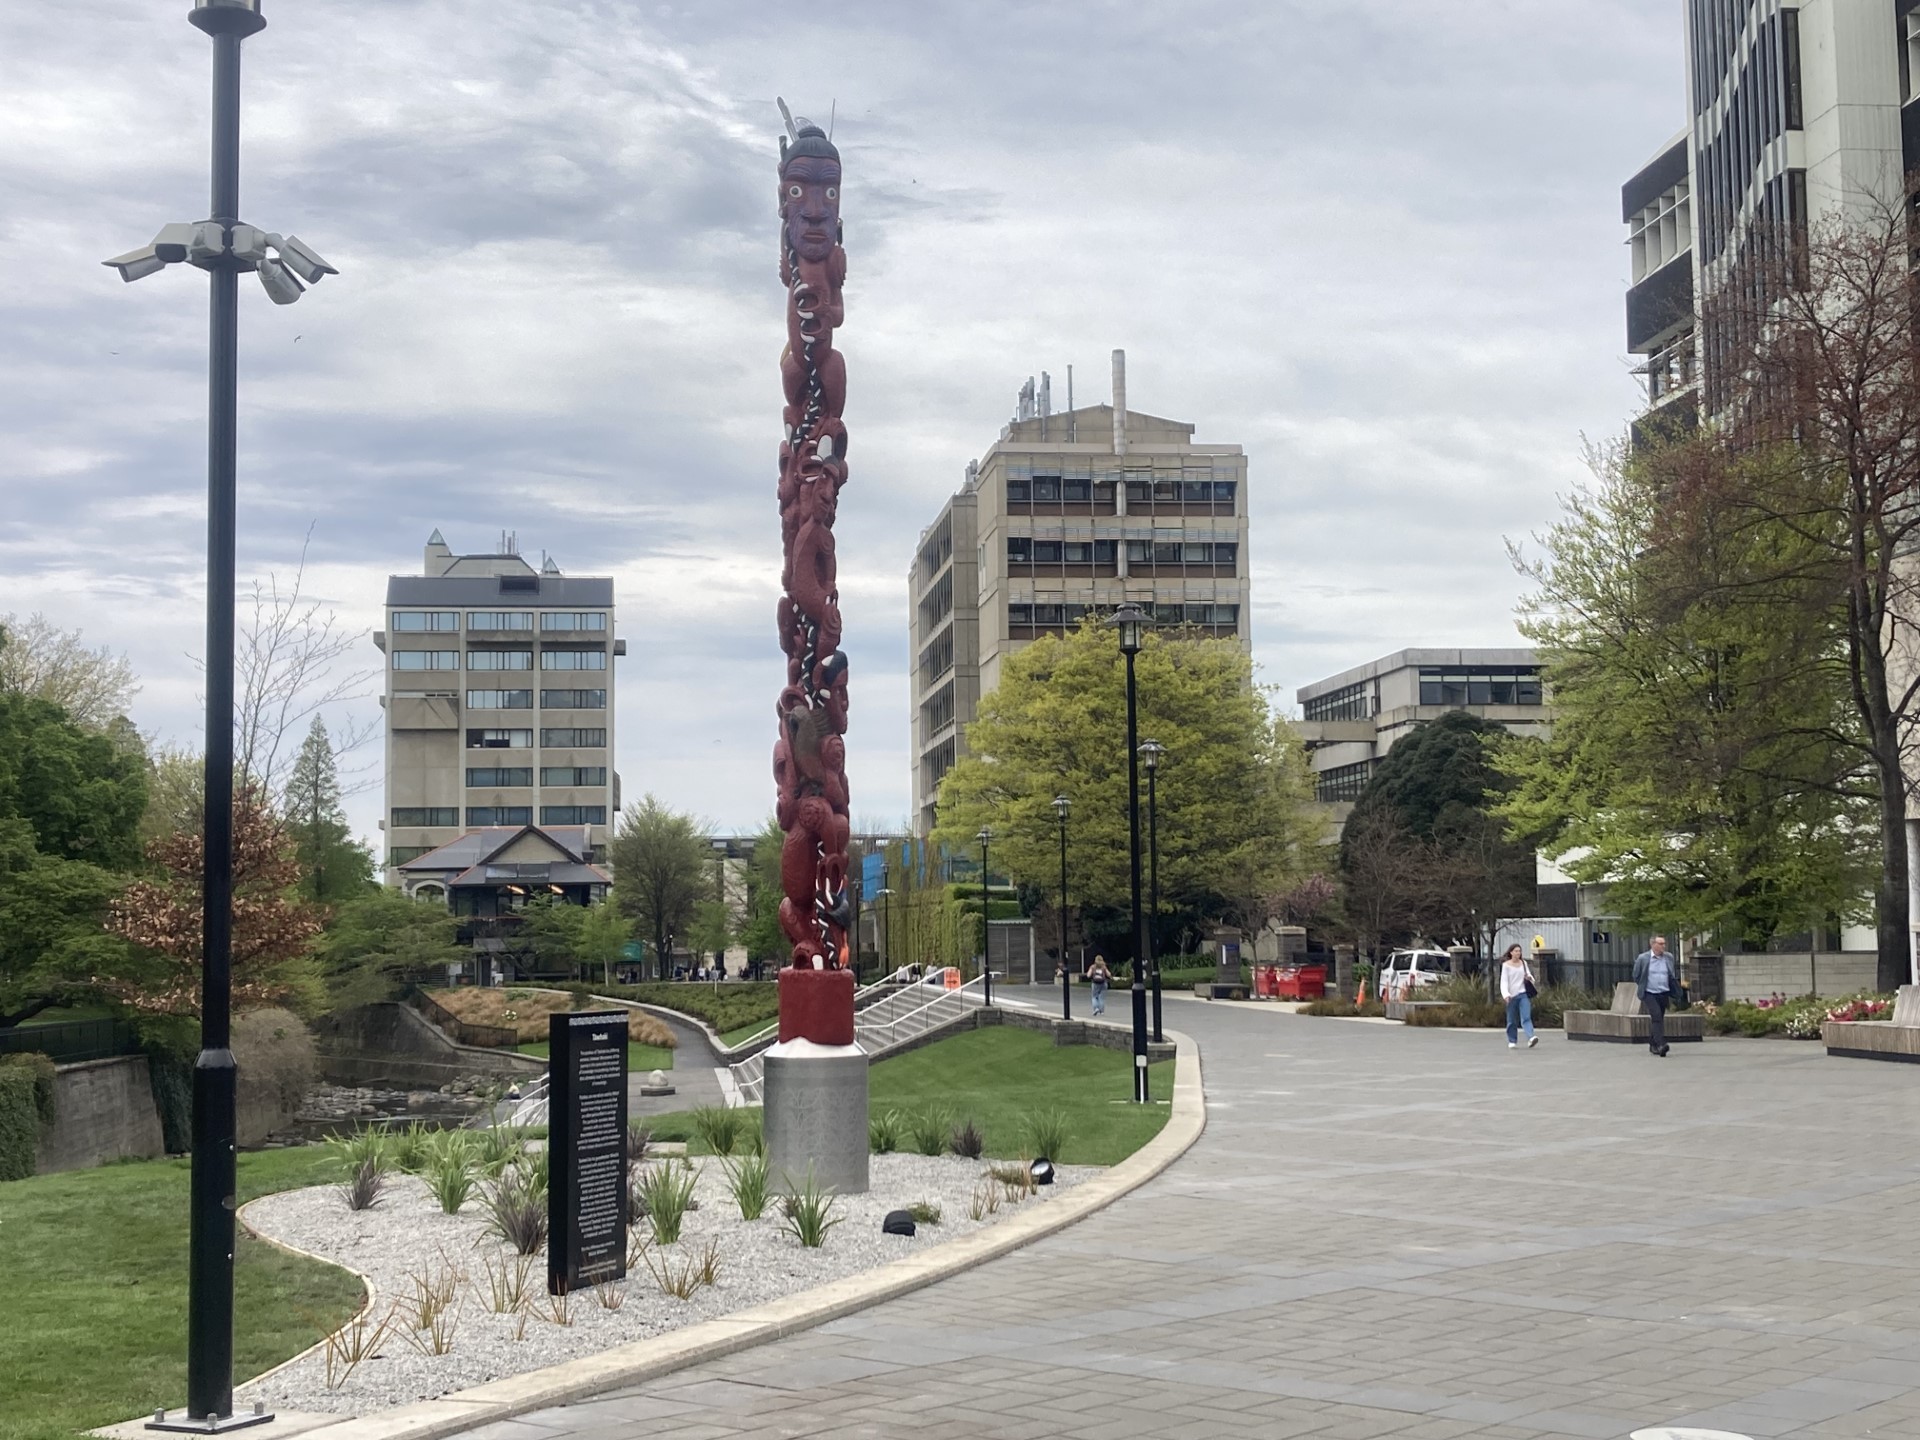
0;1067;41;1181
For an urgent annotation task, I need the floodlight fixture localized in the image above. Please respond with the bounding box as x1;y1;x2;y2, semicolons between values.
276;235;336;283
1029;1158;1056;1186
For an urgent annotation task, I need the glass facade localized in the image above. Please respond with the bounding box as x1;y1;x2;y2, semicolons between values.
1417;666;1543;707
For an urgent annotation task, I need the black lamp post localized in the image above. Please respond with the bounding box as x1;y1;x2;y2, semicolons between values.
1052;794;1071;1019
877;874;893;977
976;827;993;1006
1139;739;1165;1043
105;5;335;1429
1106;602;1152;1103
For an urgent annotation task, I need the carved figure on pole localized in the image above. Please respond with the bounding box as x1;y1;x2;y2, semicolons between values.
771;105;855;1046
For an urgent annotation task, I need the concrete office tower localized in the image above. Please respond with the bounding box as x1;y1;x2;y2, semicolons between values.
1624;0;1916;427
376;531;622;879
1295;648;1553;826
907;352;1251;834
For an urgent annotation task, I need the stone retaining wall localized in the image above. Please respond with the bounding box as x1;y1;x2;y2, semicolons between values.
35;1056;165;1174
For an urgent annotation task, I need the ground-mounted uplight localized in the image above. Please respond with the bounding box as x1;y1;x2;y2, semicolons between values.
1029;1158;1056;1187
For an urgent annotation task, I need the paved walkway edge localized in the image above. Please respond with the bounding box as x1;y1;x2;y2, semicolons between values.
203;1027;1204;1440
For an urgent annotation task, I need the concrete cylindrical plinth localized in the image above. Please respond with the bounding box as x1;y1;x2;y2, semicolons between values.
762;1038;869;1196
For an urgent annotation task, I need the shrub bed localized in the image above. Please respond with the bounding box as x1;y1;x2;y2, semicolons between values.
1700;991;1893;1039
0;1064;43;1181
559;980;779;1038
1300;996;1386;1018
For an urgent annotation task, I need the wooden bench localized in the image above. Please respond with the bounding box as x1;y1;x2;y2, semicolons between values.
1564;982;1704;1044
1823;984;1920;1062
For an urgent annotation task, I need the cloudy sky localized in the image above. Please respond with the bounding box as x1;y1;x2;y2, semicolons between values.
2;0;1680;846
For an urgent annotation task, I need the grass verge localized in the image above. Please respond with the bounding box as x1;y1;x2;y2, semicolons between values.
517;1039;675;1072
0;1147;364;1440
647;1026;1173;1166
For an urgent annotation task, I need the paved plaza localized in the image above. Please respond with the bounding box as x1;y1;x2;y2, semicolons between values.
470;991;1920;1440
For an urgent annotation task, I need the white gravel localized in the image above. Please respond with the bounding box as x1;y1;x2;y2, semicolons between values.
238;1153;1094;1415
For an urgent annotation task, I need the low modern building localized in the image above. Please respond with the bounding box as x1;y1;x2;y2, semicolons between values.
908;352;1251;834
1295;648;1551;819
375;531;622;879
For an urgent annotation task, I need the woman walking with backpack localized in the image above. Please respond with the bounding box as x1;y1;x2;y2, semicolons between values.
1499;944;1539;1050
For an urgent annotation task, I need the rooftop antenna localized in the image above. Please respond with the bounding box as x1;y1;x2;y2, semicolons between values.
1068;364;1076;442
828;99;836;139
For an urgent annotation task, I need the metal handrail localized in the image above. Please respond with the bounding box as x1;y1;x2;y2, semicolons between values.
727;974;987;1106
725;973;904;1055
506;1075;549;1127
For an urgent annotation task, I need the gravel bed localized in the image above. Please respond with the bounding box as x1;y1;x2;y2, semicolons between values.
239;1153;1095;1415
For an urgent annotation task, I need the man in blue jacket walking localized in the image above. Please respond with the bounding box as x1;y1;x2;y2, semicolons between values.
1632;935;1678;1057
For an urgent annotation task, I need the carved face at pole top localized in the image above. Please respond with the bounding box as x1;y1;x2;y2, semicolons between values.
781;151;841;264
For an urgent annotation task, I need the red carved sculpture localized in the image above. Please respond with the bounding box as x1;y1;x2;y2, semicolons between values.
771;112;854;1038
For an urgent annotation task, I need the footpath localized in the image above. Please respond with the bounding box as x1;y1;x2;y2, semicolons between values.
467;986;1920;1440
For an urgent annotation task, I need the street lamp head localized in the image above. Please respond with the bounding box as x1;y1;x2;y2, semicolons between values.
1105;602;1149;655
189;0;267;38
976;827;993;845
102;223;200;283
1052;793;1070;819
1139;739;1164;772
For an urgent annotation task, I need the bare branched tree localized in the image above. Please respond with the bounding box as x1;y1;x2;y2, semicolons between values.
229;530;379;804
0;612;139;730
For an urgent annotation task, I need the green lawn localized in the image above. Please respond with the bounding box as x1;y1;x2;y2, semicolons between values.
0;1147;365;1440
718;1019;775;1049
517;1039;675;1073
648;1026;1174;1167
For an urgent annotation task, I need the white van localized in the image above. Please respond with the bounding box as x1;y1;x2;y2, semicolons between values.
1379;949;1455;995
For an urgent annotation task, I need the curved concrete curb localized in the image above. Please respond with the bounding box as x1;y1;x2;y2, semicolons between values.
205;1028;1204;1440
231;1202;381;1391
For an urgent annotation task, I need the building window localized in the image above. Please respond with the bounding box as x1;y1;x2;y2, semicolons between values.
393;650;460;670
541;727;607;747
540;649;608;669
1315;761;1376;805
924;737;956;792
466;767;533;787
541;612;607;631
467;806;533;826
919;629;953;685
391;611;459;632
467;689;534;709
467;728;533;748
1007;537;1031;563
923;681;956;733
389;846;434;866
540;689;607;709
392;807;458;827
1303;682;1370;722
467;612;533;631
1007;479;1030;503
1417;666;1543;707
541;805;607;825
1127;540;1236;567
541;766;608;786
466;650;533;670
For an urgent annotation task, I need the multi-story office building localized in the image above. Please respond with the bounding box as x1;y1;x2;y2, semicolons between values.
1295;648;1552;819
908;352;1251;834
376;531;622;877
1625;0;1919;426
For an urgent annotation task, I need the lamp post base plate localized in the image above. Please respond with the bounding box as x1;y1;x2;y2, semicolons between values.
146;1410;274;1434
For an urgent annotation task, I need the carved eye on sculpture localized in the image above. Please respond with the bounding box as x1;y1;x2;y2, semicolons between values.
788;184;803;198
826;187;837;200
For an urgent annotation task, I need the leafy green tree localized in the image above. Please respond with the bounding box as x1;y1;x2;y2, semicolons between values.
574;899;633;987
0;694;148;1025
516;895;587;975
738;816;786;965
932;622;1322;963
608;795;710;980
1341;710;1533;956
313;887;466;1008
283;717;373;903
0;692;147;870
0;613;139;732
687;899;731;970
1501;441;1873;948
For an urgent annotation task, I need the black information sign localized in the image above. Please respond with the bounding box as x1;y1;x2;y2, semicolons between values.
547;1009;629;1295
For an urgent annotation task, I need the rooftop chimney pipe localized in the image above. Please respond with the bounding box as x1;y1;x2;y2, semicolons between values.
1111;349;1127;456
